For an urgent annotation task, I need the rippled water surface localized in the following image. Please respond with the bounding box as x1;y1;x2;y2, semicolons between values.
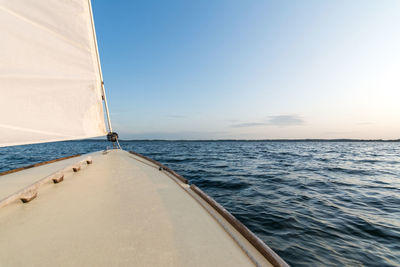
1;141;399;266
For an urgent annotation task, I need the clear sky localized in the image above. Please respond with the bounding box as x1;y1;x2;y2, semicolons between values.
92;0;400;140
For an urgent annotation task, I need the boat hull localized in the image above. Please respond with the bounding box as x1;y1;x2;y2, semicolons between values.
0;149;288;267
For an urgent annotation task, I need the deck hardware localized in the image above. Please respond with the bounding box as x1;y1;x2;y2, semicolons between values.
20;191;37;203
107;132;119;142
0;156;92;209
52;174;64;183
72;165;81;172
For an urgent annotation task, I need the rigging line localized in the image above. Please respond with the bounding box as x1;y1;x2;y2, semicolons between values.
115;138;122;149
87;0;113;134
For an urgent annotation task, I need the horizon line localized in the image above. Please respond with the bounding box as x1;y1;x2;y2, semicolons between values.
87;138;400;142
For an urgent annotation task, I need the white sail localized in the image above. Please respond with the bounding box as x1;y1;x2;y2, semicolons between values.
0;0;107;147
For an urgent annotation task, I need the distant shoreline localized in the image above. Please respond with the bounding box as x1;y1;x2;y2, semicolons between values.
84;139;400;142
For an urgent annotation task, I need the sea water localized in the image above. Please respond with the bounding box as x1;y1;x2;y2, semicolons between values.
1;140;399;266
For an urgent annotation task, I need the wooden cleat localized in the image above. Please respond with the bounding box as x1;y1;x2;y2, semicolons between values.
20;191;37;203
72;165;81;172
52;174;64;183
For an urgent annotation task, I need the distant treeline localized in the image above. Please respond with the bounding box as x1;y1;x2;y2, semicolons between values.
79;139;400;142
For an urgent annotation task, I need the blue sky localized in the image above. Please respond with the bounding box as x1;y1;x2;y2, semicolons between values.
92;0;400;140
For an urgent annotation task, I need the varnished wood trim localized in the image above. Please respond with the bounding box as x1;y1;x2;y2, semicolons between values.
52;174;64;184
20;191;37;203
72;166;81;172
190;184;289;267
0;154;81;176
128;151;188;184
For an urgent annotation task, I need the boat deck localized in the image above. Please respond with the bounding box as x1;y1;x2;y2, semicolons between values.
0;149;286;266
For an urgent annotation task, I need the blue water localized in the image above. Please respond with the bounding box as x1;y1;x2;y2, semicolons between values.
1;140;399;266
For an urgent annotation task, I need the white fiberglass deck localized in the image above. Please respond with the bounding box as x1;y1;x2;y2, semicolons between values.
0;149;278;266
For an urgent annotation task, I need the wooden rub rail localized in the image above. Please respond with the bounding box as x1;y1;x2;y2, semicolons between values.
190;185;290;267
128;151;188;184
0;156;93;209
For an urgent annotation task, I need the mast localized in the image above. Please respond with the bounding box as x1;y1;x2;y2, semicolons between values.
87;0;120;148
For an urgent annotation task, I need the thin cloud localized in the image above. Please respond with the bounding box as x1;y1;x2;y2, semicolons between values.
166;115;186;119
121;131;226;140
231;114;305;128
357;122;374;125
267;115;304;126
231;122;267;128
